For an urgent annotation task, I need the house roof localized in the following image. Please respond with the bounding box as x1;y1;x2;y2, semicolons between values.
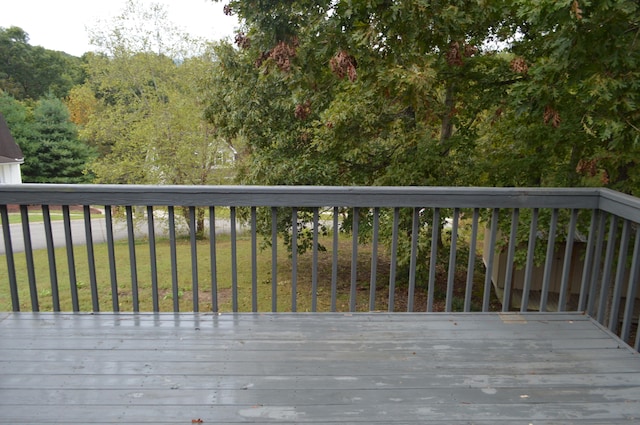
0;113;24;164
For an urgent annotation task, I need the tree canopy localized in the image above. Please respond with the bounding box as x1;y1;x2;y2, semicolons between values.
79;0;232;188
0;92;95;183
210;0;640;195
0;26;85;100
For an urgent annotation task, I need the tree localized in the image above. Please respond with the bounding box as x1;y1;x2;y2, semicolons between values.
0;91;95;183
80;0;235;237
210;0;517;188
24;96;95;183
479;0;640;196
66;85;98;128
213;0;639;195
208;0;640;280
0;90;32;150
0;26;85;100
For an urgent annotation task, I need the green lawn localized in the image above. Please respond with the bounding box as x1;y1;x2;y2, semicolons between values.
1;206;231;224
3;212;90;224
0;233;398;313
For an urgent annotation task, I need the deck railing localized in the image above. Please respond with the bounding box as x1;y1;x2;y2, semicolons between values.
1;185;639;346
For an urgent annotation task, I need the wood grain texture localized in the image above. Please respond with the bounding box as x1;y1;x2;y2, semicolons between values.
0;184;602;208
1;312;639;424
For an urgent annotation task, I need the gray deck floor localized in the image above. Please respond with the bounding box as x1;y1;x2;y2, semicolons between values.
1;312;639;424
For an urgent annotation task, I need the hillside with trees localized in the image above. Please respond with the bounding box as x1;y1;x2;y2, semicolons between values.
0;26;85;100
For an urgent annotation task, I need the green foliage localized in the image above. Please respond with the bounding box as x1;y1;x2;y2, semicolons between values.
24;96;96;183
489;0;640;194
0;92;95;183
82;1;232;187
0;26;85;100
83;50;232;186
79;0;238;237
208;0;640;274
212;0;639;195
0;91;32;146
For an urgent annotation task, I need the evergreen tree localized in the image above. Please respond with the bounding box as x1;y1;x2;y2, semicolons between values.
24;96;95;183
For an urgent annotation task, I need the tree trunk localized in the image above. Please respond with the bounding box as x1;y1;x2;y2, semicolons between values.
440;81;456;153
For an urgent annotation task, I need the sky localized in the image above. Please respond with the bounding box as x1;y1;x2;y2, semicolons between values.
0;0;240;56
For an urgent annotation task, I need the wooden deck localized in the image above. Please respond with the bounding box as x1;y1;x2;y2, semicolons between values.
1;312;639;424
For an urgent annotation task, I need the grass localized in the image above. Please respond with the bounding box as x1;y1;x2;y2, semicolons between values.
2;211;97;224
1;205;233;225
0;228;495;313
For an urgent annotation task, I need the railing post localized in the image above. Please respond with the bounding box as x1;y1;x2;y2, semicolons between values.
621;227;640;344
331;207;339;312
388;208;400;312
231;206;239;312
587;212;607;317
350;207;359;312
271;207;278;312
521;208;538;312
168;206;179;312
125;206;139;312
62;205;79;312
464;209;479;312
250;207;257;313
312;208;320;312
1;204;19;312
291;207;298;312
408;207;419;312
540;208;559;312
483;208;499;312
20;205;38;312
445;208;460;312
503;208;519;312
578;209;598;312
83;205;99;313
104;206;119;312
42;205;60;312
189;206;199;313
427;208;440;312
608;219;631;333
369;207;379;312
147;206;159;312
558;209;578;312
210;206;219;313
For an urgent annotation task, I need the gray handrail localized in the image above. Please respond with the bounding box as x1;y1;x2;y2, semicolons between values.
0;184;602;208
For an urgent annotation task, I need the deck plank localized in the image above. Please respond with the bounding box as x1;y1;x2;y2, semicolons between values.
1;312;639;423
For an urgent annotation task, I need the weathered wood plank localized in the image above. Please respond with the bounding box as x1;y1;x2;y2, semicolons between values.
5;420;639;425
3;386;640;406
0;336;626;351
3;372;639;390
0;184;602;208
2;402;640;422
0;344;635;363
1;312;639;424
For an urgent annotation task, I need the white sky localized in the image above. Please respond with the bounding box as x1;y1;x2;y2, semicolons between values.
0;0;240;56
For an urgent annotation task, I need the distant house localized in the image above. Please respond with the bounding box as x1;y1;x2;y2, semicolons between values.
212;142;237;169
0;113;24;184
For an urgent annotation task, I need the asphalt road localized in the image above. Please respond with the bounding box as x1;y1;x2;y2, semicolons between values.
0;218;239;254
1;219;134;254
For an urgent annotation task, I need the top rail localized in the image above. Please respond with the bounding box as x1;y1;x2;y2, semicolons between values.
598;188;640;222
0;184;602;208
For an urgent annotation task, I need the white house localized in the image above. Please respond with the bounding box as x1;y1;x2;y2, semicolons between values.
0;113;24;184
